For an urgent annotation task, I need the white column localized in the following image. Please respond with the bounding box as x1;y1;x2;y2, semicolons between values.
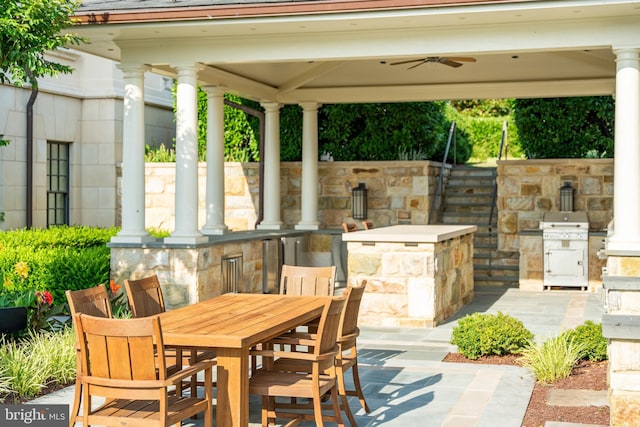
165;65;207;244
111;65;154;243
296;102;321;230
257;102;283;230
201;86;228;235
608;48;640;252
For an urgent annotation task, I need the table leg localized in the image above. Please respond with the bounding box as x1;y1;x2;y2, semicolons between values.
216;347;250;427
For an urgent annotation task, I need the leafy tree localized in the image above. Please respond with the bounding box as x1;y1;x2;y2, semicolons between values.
447;99;523;161
513;97;614;159
222;94;261;162
318;102;467;162
0;0;84;87
280;104;303;161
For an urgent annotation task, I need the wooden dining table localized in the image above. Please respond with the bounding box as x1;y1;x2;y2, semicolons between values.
158;292;328;427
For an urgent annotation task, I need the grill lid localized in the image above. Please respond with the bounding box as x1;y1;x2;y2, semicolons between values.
540;212;588;229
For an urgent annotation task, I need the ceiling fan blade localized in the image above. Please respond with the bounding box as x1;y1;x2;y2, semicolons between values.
440;59;463;68
389;58;426;66
446;57;477;63
407;60;429;70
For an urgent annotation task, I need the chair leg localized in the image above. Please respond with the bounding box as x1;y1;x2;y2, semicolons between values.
329;386;346;427
337;364;358;426
312;388;325;427
69;380;81;427
350;358;370;413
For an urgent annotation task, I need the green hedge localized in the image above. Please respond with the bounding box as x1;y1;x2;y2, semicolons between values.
0;226;117;306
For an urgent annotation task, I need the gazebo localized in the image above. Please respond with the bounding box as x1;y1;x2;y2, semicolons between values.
71;1;640;425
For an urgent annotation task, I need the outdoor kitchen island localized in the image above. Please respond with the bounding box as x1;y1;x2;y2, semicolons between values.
342;224;476;328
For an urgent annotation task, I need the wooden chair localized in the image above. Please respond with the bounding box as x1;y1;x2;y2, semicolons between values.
123;274;166;318
249;296;347;427
65;285;113;427
279;264;337;297
342;222;357;233
251;265;337;374
123;275;217;393
362;220;374;230
335;281;371;423
271;282;371;426
73;313;214;427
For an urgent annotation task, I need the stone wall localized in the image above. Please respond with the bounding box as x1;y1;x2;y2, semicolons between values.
110;239;263;307
145;160;445;232
499;159;613;291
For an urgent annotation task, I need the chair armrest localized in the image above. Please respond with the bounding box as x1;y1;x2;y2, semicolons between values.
168;359;216;383
80;359;216;390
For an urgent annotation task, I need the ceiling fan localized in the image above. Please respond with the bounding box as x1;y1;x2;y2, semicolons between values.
390;56;476;69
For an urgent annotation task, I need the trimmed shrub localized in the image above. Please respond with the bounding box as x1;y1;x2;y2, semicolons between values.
451;311;534;359
561;320;608;362
0;226;117;306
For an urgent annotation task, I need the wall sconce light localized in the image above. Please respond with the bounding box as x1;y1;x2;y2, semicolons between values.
352;182;368;220
560;181;574;212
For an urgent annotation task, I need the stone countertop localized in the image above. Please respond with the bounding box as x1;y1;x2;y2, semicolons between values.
341;224;477;243
108;228;342;249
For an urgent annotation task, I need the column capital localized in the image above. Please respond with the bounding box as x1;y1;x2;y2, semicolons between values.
614;48;640;68
299;101;321;111
173;64;203;79
117;64;150;78
201;85;227;97
260;101;281;112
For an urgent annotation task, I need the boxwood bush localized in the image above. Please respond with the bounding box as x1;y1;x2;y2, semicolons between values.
451;311;534;359
560;320;608;362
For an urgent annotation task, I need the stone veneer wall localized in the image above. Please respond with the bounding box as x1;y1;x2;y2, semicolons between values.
145;160;445;232
346;233;474;328
498;159;613;291
111;239;263;308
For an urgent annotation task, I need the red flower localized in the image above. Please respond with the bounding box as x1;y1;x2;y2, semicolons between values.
36;290;53;305
109;279;121;294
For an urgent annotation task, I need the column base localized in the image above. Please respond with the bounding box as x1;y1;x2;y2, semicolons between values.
257;223;283;230
201;225;229;235
110;234;157;244
295;223;320;230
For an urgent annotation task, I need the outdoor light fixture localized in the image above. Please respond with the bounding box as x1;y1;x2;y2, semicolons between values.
560;181;574;212
352;182;368;220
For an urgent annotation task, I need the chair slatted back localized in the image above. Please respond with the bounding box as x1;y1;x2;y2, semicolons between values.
342;222;357;233
124;274;166;318
76;313;167;382
339;281;366;340
279;265;336;296
315;296;347;372
362;221;374;230
66;284;112;319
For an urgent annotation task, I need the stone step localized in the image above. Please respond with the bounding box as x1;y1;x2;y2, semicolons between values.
444;183;495;195
444;195;495;205
474;264;519;274
442;205;494;215
449;166;497;177
473;258;519;268
474;274;520;286
441;215;496;226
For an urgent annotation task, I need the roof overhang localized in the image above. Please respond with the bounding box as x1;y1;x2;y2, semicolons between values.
69;0;640;103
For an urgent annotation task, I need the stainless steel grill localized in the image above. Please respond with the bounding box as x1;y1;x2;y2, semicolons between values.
540;212;589;290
